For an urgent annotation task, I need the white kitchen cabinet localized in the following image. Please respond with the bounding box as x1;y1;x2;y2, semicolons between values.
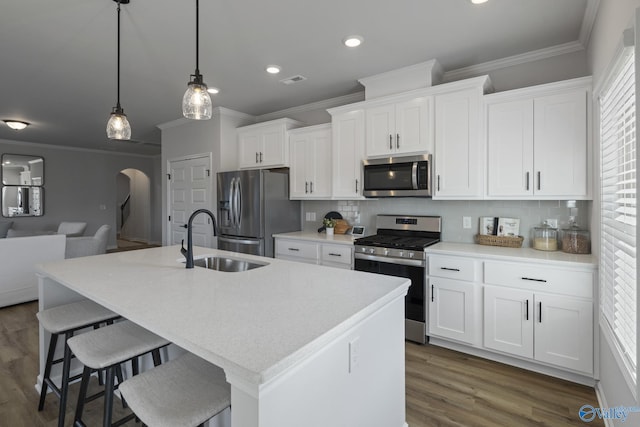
327;108;365;199
237;118;303;169
427;255;482;345
275;236;353;270
485;78;590;199
483;260;594;374
433;86;484;199
365;97;432;158
289;124;332;199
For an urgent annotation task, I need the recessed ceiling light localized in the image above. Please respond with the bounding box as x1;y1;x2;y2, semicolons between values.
266;65;281;74
207;87;220;94
470;0;488;4
3;120;29;130
343;35;363;48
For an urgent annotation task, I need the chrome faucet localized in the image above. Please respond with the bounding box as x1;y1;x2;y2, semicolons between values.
181;209;218;269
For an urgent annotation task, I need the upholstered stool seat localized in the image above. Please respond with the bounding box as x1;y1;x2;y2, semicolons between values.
67;319;170;427
37;299;120;427
119;352;231;427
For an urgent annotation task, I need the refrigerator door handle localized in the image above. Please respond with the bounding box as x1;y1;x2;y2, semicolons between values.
236;177;242;228
218;236;261;246
229;177;237;227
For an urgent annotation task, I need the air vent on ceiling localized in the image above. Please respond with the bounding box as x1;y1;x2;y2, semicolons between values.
280;75;307;85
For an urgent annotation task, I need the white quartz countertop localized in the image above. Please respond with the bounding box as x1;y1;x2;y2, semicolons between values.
426;242;597;269
273;231;357;245
36;246;409;387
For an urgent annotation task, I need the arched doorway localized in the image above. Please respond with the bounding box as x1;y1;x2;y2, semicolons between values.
116;168;151;249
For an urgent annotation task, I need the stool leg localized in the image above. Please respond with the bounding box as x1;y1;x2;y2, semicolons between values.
103;366;116;427
38;332;58;410
74;366;92;427
56;331;74;427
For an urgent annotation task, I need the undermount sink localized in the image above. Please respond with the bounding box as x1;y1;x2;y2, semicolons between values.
189;256;268;272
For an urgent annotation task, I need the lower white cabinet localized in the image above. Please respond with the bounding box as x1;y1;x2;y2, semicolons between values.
275;237;353;270
484;285;593;374
429;277;480;345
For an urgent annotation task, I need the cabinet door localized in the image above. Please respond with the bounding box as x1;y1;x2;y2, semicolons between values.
274;238;319;264
260;126;287;168
483;285;534;358
434;88;483;198
289;135;311;199
533;90;588;197
486;99;534;197
428;277;478;344
238;131;262;169
365;103;395;157
332;110;365;199
395;97;432;155
309;130;332;198
535;293;593;373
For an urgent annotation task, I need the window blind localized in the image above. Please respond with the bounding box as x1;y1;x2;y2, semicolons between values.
600;47;637;381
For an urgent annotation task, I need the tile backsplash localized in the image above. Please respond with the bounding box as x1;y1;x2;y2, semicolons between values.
302;199;592;247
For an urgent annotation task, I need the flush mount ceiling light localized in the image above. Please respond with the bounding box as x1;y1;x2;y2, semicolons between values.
343;35;363;48
3;120;30;131
182;0;212;120
106;0;132;140
266;65;281;74
470;0;488;4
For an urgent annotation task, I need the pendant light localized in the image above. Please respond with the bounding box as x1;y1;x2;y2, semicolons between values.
106;0;132;140
182;0;212;120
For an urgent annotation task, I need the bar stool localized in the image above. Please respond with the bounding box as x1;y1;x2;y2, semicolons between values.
67;319;170;427
119;352;231;427
37;299;121;427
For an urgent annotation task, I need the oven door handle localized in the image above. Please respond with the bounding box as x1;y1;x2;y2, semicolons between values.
354;252;425;267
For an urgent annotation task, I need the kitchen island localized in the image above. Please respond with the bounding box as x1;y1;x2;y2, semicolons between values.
36;245;410;427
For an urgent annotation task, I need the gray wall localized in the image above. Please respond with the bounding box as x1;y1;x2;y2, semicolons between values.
587;0;640;422
0;139;161;248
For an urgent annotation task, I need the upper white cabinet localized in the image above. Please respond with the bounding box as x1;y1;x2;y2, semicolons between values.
327;107;366;199
433;77;490;199
237;118;303;169
485;77;591;199
365;96;433;158
289;124;332;200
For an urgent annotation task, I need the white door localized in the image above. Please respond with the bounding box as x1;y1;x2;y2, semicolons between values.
534;293;593;373
168;156;214;248
483;285;534;358
395;97;432;155
428;277;477;344
331;110;365;199
365;103;395;157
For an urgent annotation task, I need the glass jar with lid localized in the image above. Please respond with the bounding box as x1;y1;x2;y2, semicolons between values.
561;223;591;254
532;221;559;251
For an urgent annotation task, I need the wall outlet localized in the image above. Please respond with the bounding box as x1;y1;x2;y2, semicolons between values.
349;337;360;373
546;218;558;228
463;216;472;229
305;212;317;222
310;212;316;221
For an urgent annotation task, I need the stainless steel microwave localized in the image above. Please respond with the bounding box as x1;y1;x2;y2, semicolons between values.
362;154;432;197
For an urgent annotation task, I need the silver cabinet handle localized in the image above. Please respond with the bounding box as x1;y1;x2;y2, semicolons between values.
255;152;259;163
521;277;547;283
526;172;530;191
431;284;435;302
389;134;393;150
539;302;542;323
260;152;263;163
328;253;342;257
355;179;359;193
396;133;400;149
525;299;529;320
310;181;313;193
288;247;300;252
437;175;441;192
440;267;460;272
537;171;541;190
305;182;308;193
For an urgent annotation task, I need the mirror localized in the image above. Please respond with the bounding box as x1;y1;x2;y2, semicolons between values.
2;186;44;217
2;154;44;185
2;154;45;217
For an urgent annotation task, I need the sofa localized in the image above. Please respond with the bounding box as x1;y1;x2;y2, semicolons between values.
3;221;87;238
0;234;66;308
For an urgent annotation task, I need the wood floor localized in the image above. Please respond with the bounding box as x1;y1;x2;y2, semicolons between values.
1;301;602;426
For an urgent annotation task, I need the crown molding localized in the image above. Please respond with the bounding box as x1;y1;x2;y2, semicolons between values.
255;92;365;122
444;41;585;82
579;0;601;47
157;107;255;131
0;137;157;158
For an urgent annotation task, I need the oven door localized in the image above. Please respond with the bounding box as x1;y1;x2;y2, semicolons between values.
354;255;426;344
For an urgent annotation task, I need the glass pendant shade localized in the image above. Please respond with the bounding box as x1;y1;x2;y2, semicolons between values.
182;79;212;120
106;108;131;140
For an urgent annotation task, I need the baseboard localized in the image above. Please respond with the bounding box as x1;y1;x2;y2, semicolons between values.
594;382;615;427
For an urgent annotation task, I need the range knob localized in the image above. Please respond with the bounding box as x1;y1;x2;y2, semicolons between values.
369;248;375;254
360;247;367;253
383;249;389;256
408;252;415;258
398;251;404;258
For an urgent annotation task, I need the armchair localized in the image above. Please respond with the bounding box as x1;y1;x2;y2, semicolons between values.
65;225;110;259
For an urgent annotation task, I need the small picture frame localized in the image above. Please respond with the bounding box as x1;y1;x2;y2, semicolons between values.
479;217;498;235
351;226;366;236
497;217;520;237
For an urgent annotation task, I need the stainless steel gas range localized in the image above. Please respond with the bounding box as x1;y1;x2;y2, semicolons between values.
353;215;441;344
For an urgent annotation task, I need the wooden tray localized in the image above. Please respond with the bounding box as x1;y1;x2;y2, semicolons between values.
475;234;524;248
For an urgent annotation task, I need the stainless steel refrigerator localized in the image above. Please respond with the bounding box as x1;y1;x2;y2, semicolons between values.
217;169;301;257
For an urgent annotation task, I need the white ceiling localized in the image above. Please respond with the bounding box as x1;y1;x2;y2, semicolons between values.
0;0;595;155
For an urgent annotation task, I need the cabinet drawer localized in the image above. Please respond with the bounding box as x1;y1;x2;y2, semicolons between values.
275;239;319;260
321;244;352;266
484;261;593;298
429;255;479;282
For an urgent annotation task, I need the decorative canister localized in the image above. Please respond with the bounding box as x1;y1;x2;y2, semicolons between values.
532;222;559;251
561;223;591;254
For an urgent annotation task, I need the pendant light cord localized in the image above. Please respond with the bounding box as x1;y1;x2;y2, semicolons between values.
116;0;122;109
195;0;200;77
